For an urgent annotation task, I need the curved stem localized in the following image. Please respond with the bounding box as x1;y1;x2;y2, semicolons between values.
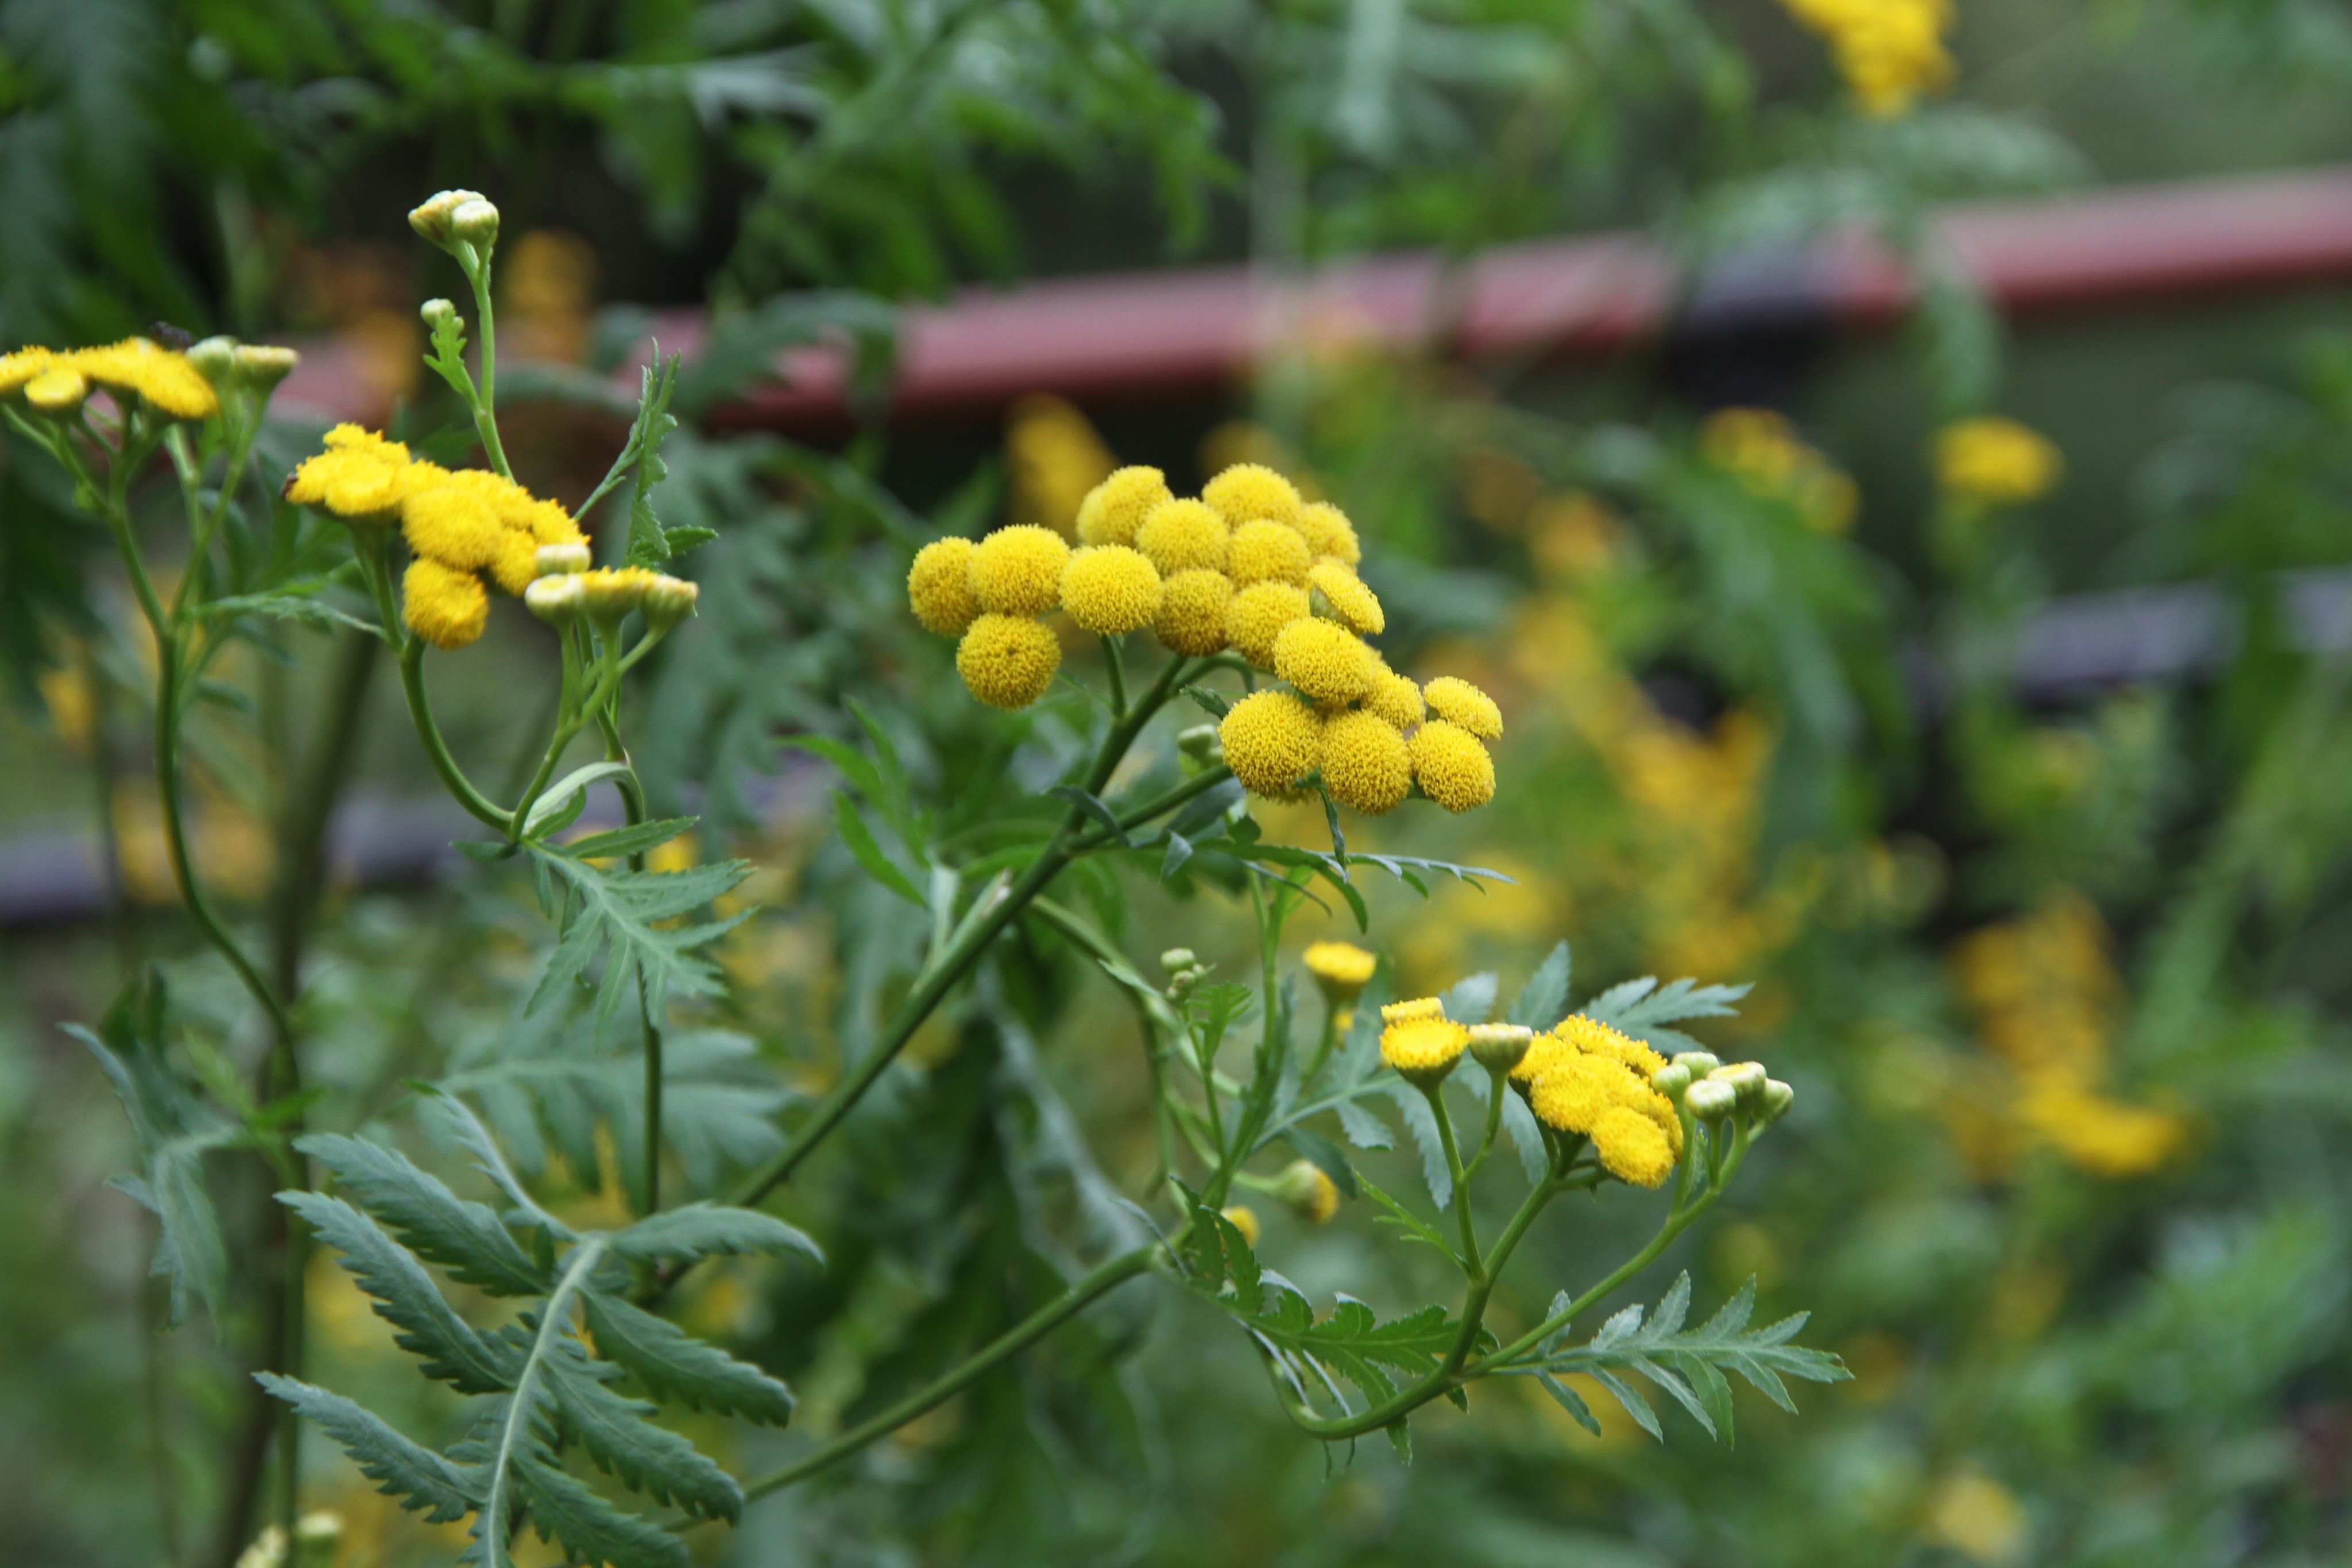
738;1247;1155;1502
396;640;514;833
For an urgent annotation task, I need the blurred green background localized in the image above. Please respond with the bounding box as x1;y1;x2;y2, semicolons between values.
11;0;2352;1563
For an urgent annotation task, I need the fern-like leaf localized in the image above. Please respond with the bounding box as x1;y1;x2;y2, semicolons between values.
283;1192;516;1393
300;1133;549;1297
254;1374;480;1523
582;1291;796;1425
607;1202;822;1268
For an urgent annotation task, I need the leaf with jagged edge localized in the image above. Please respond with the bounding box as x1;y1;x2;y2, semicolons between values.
281;1191;516;1393
299;1133;548;1297
1579;975;1751;1055
605;1202;822;1268
506;1444;688;1568
1508;942;1573;1029
541;1350;742;1521
1521;1273;1847;1443
581;1291;796;1426
523;842;754;1026
256;1374;480;1523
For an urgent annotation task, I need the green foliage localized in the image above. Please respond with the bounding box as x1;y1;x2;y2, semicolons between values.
271;1121;814;1567
521;826;753;1025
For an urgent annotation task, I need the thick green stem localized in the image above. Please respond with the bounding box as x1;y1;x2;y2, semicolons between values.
739;1247;1155;1501
396;640;513;832
1100;635;1129;718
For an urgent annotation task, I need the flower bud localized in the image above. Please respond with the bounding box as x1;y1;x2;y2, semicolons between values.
642;572;699;634
578;566;648;631
1467;1022;1533;1074
1650;1062;1693;1099
1685;1078;1739;1121
24;366;89;416
1219;1205;1262;1249
187;336;238;384
524;574;585;626
408;189;486;247
292;1512;344;1568
450;198;501;249
1759;1078;1795;1125
1271;1158;1343;1224
1672;1050;1721;1079
1710;1060;1768;1105
421;297;461;335
1160;948;1197;974
1177;722;1224;772
535;541;591;577
1302;939;1376;1008
231;344;299;389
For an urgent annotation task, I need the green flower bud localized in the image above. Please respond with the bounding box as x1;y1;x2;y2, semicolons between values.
408;189;486;248
231;344;300;389
1685;1078;1738;1121
1271;1157;1343;1224
1467;1022;1533;1074
421;297;461;334
535;541;591;577
1177;723;1224;771
524;574;585;626
1160;948;1197;974
1672;1050;1721;1079
1759;1078;1795;1125
187;336;238;385
450;198;501;249
1710;1060;1768;1105
1650;1062;1693;1099
642;572;699;634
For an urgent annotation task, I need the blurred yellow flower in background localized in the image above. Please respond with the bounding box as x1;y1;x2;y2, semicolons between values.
1922;1462;2029;1566
1701;408;1860;533
1780;0;1955;117
1936;416;2064;506
1006;394;1116;537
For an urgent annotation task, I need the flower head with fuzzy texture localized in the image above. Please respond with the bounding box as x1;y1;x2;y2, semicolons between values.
908;538;982;634
1135;499;1229;575
1319;710;1411;815
1060;545;1163;636
1272;618;1375;706
1409;720;1495;813
957;614;1062;709
1225;582;1310;669
1423;675;1502;740
1228;520;1312;587
1154;568;1233;656
1308;560;1384;635
403;557;490;649
1220;690;1323;799
1293;502;1360;566
1076;466;1173;547
1383;1016;1469;1086
1202;463;1303;527
970;525;1070;616
1364;667;1425;731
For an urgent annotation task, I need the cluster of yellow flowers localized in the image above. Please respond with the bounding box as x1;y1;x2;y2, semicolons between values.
1378;995;1788;1188
1777;0;1955;117
0;338;225;423
285;425;589;649
1700;408;1859;535
907;462;1503;816
1933;416;2063;507
1947;888;2189;1178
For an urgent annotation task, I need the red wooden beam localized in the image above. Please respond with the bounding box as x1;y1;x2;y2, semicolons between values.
274;165;2352;431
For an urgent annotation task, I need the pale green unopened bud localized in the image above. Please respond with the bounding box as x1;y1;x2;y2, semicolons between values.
1650;1062;1693;1099
535;542;590;578
524;574;585;626
1160;948;1197;974
642;573;699;634
293;1511;343;1545
450;198;501;249
1685;1078;1738;1121
408;189;486;247
1759;1078;1795;1125
1710;1060;1768;1105
187;336;238;384
1467;1022;1533;1074
1271;1157;1343;1223
231;344;299;389
1177;722;1224;772
579;568;647;631
1672;1050;1721;1079
421;297;460;334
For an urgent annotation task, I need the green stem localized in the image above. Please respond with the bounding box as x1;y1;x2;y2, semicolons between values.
738;1247;1155;1502
1100;634;1129;719
1460;1066;1508;1184
723;654;1196;1214
460;249;514;481
396;640;513;832
1069;764;1235;852
1426;1086;1483;1282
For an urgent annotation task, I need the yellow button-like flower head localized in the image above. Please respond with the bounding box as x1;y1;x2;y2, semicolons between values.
1318;709;1410;815
1228;520;1312;587
1383;1016;1469;1087
1528;1054;1632;1134
1382;997;1445;1025
1076;466;1174;547
25;366;89;413
1364;667;1425;731
1272;618;1375;706
1220;1204;1262;1248
956;613;1063;710
1423;675;1502;740
1272;1157;1343;1224
1202;462;1303;526
1302;940;1378;1004
1409;720;1495;812
1293;502;1361;566
970;525;1070;617
1935;416;2063;506
1060;545;1163;636
78;338;220;421
0;347;59;397
908;537;982;635
1556;1014;1666;1078
490;531;546;597
1509;1030;1576;1089
1154;568;1233;656
1135;498;1229;575
1307;560;1383;635
403;557;490;649
1219;688;1323;799
401;474;506;572
1591;1105;1676;1187
1225;581;1310;669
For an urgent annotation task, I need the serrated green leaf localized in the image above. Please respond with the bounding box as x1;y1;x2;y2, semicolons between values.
543;1353;742;1521
284;1192;516;1393
510;1444;688;1568
582;1291;795;1426
299;1133;549;1298
257;1373;480;1523
1508;942;1573;1029
606;1202;822;1268
521;843;754;1019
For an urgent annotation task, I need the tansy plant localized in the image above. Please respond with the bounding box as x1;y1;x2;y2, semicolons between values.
26;188;1838;1568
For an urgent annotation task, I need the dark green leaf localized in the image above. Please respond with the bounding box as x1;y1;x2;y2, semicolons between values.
582;1291;795;1427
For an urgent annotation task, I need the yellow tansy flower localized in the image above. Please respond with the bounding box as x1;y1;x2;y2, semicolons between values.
1060;545;1163;636
1363;667;1425;731
969;525;1070;617
1225;580;1310;669
1382;1015;1469;1086
1423;675;1503;741
1307;560;1384;636
1935;417;2063;507
1135;498;1230;575
1271;618;1375;706
403;557;490;649
1227;519;1313;587
1220;690;1324;799
1293;502;1361;567
1591;1105;1676;1187
956;614;1062;710
1154;568;1234;656
1202;462;1303;527
908;537;983;635
1076;466;1174;547
1408;719;1495;812
1303;940;1377;1004
1318;709;1411;815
